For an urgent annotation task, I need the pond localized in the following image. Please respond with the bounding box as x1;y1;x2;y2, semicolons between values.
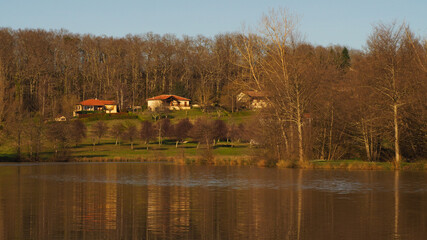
0;163;426;239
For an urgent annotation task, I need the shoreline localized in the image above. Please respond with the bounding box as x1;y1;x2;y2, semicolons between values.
3;156;427;171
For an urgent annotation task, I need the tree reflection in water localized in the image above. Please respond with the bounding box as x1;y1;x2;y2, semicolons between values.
0;163;425;239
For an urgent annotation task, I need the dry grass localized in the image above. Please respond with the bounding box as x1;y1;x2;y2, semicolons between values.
302;160;391;170
276;160;296;168
402;161;427;171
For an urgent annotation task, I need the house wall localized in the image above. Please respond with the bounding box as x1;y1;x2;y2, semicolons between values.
237;93;250;103
73;103;118;116
105;104;118;113
73;105;82;117
251;99;268;109
148;99;191;111
147;100;164;111
168;100;190;110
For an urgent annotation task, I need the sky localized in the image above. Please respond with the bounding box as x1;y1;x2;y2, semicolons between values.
0;0;426;50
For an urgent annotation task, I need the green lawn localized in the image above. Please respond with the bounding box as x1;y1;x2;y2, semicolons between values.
0;109;257;162
69;139;253;161
133;108;255;124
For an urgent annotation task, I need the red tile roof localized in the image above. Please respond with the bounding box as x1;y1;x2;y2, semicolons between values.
79;99;116;106
147;95;190;101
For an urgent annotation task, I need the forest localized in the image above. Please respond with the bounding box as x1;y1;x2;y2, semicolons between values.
0;9;426;164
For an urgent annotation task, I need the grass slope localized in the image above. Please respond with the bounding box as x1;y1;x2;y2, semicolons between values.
0;109;256;162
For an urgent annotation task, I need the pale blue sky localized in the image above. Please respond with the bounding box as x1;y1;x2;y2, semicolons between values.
0;0;425;49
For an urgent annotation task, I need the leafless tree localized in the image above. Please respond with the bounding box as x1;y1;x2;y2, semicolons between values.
235;8;315;163
123;122;137;150
191;117;216;149
69;119;87;147
173;118;193;148
365;22;418;165
156;118;171;146
111;122;125;145
91;121;109;145
46;121;70;159
140;121;155;149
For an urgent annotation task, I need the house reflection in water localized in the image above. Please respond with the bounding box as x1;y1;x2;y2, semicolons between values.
146;166;190;238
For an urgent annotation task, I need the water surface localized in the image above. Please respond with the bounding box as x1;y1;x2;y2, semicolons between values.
0;163;426;239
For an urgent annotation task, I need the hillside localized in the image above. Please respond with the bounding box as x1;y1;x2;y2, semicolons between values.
0;109;257;162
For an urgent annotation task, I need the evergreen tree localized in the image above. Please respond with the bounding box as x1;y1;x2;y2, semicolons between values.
340;47;351;69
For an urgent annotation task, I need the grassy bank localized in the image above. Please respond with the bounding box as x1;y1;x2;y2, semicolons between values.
275;159;427;171
2;143;427;171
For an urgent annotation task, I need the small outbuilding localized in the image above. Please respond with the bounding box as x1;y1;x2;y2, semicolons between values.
54;115;67;122
147;95;191;111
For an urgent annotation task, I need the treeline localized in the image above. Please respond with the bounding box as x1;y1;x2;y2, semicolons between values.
0;28;242;116
0;9;426;163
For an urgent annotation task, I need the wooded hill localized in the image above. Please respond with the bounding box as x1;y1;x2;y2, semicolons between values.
0;9;426;163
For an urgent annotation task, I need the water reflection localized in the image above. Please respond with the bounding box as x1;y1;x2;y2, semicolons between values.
394;170;400;240
0;163;426;239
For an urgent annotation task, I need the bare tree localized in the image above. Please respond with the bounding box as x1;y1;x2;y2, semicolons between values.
46;121;70;159
25;114;44;161
111;122;125;145
91;121;109;145
3;100;28;160
156;118;171;146
365;22;418;165
140;121;155;149
235;8;314;163
173;118;193;148
213;119;227;144
69;119;87;147
123;122;137;150
190;117;216;150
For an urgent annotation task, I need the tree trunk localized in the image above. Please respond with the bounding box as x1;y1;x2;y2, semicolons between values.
120;88;124;111
328;107;334;161
17;130;21;160
320;127;326;160
296;96;304;163
393;103;401;166
158;127;162;147
297;119;304;163
361;120;371;161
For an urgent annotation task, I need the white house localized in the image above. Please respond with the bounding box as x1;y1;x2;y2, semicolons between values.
147;95;191;111
73;98;118;116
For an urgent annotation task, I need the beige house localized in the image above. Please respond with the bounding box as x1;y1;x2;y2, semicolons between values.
73;98;118;116
147;95;191;111
237;91;268;109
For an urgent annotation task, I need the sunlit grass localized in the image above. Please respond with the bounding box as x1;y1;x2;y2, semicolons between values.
70;139;252;161
304;159;395;170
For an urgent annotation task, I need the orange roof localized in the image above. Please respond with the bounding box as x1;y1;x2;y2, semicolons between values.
147;95;190;101
79;99;116;106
